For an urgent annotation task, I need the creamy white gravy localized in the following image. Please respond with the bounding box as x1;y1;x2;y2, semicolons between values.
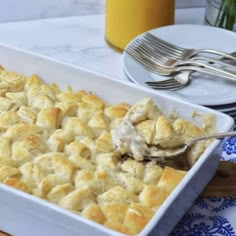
111;97;159;161
111;119;147;161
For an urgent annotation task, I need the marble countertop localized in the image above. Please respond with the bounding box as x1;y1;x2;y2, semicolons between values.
0;0;205;22
0;8;205;80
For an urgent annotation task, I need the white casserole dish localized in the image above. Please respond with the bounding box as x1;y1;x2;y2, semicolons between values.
0;43;234;236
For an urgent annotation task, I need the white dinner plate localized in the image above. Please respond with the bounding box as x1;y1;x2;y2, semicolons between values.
123;24;236;106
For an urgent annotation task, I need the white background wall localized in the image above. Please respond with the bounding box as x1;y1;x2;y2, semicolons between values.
0;0;206;23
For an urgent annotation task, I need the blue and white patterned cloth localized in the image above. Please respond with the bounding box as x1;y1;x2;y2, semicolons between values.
171;137;236;236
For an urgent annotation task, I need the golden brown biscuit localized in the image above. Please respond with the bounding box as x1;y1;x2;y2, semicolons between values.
55;102;77;118
0;158;16;168
0;166;20;182
143;162;163;185
3;124;44;142
125;97;161;123
173;118;205;141
4;177;31;194
57;90;86;103
81;94;105;110
187;140;212;166
123;203;155;234
0;111;21;130
77;101;102;123
120;160;145;179
22;135;48;153
19;162;36;188
39;174;67;197
135;119;155;144
47;183;74;203
95;131;114;153
27;84;55;100
17;106;37;124
47;129;73;152
11;141;33;166
104;221;131;234
0;97;17;112
82;203;106;224
62;117;94;139
119;172;144;194
36;107;62;130
65;141;91;159
5;92;27;106
104;103;130;120
24;74;44;91
68;155;95;171
100;203;128;223
157;167;187;193
139;185;170;209
0;83;8;97
59;187;95;211
52;155;75;182
34;153;58;174
74;170;101;194
31;94;54;111
97;186;138;205
0;137;11;159
88;111;109;137
153;115;184;148
0;70;27;92
95;152;119;170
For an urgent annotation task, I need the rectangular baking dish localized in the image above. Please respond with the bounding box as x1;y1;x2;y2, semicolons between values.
0;43;234;236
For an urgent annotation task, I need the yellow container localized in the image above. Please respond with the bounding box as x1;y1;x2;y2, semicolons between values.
105;0;175;51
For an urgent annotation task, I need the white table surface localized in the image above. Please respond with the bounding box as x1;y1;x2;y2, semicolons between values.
0;0;205;22
0;8;205;80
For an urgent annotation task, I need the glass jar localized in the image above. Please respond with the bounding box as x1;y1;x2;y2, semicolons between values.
105;0;175;51
204;0;236;31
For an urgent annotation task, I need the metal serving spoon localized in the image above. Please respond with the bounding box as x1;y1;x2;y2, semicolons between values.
143;131;236;164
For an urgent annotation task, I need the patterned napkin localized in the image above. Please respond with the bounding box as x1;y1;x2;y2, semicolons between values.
171;137;236;236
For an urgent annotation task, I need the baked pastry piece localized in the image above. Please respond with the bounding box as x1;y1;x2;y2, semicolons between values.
104;103;130;120
81;203;106;224
139;167;186;210
97;186;139;205
0;69;27;92
59;187;95;211
4;177;31;194
88;111;109;137
123;203;155;235
0;166;20;182
0;67;212;235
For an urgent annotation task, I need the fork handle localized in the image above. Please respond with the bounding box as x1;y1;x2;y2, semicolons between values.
177;59;236;78
191;49;236;62
175;64;236;82
189;56;236;70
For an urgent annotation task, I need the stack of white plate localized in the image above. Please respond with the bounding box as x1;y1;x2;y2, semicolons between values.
122;25;236;129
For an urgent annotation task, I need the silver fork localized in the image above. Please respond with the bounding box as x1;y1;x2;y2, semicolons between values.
129;39;236;90
145;71;191;90
126;39;236;90
143;32;236;62
126;42;236;86
140;36;236;70
129;38;236;80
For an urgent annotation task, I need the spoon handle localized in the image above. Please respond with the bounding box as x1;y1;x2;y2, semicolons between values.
188;131;236;148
